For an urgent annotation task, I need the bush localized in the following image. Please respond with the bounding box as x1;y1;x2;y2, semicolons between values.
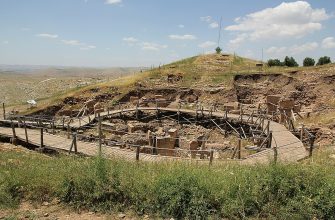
303;57;315;67
215;46;222;54
267;59;282;67
317;56;332;65
154;173;217;219
283;56;299;67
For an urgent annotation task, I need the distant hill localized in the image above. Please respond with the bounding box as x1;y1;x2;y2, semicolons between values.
0;64;147;76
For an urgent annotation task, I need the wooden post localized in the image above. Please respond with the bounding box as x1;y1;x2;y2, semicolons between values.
136;102;139;120
98;113;102;156
40;128;44;149
153;135;157;155
62;117;65;130
177;110;180;124
238;139;241;159
11;120;17;145
240;104;243;123
309;137;314;158
136;145;140;161
268;131;273;149
267;120;270;135
24;120;28;143
73;133;78;153
300;124;304;142
67;123;70;139
52;120;55;134
2;103;5;120
209;150;214;166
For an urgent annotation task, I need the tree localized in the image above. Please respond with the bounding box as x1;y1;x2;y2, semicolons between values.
267;59;282;67
317;56;331;65
283;56;299;67
215;46;222;54
303;57;315;67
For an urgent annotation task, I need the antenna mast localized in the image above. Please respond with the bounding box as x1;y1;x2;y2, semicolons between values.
217;16;223;48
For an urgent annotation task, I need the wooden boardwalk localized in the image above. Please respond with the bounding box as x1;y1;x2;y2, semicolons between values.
0;107;308;164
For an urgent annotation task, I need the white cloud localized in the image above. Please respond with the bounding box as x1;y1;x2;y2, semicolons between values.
266;46;287;55
266;42;318;56
178;24;185;28
322;37;335;49
80;45;96;50
105;0;122;4
209;22;219;29
122;37;138;43
228;33;247;49
225;1;330;46
290;42;318;54
198;41;216;48
200;16;212;22
36;33;58;39
21;27;31;31
201;16;219;29
141;42;167;51
61;40;83;46
2;41;9;44
169;34;196;40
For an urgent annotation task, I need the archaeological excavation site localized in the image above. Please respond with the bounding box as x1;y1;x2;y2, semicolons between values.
1;54;334;165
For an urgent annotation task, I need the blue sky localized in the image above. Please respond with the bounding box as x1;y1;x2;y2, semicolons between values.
1;0;335;67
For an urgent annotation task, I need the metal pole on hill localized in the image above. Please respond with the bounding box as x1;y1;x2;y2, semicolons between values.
217;16;223;48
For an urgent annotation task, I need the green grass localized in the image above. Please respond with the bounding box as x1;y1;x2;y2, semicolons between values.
2;147;335;219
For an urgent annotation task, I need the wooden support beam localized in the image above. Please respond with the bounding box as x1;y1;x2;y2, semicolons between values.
300;124;304;143
24;120;28;143
73;133;78;153
62;117;65;130
67;123;70;139
136;145;140;161
2;103;5;120
40;128;44;149
309;136;314;158
237;139;241;159
11;120;17;145
209;150;214;166
52;120;55;134
153;135;157;155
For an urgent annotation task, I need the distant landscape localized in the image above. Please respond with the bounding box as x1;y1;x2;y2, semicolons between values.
0;66;145;107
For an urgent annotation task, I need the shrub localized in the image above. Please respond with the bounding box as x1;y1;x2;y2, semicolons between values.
303;57;315;67
317;56;332;65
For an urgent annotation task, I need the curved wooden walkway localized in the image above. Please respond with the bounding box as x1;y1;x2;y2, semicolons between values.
0;107;308;164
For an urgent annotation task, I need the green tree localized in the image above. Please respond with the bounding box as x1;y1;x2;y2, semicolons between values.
215;47;222;54
283;56;299;67
303;57;315;67
267;59;282;67
316;56;331;65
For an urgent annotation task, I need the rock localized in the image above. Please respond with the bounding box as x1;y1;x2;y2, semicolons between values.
88;212;94;215
42;201;49;206
44;213;49;217
118;213;126;218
